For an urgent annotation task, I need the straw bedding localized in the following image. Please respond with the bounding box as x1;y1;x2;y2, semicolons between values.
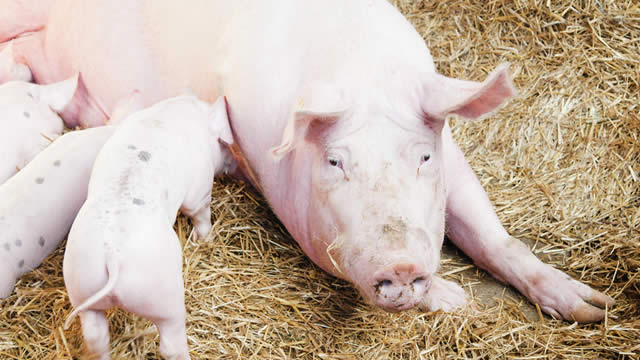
1;0;638;358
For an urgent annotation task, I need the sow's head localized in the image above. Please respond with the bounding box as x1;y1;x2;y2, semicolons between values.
271;65;515;312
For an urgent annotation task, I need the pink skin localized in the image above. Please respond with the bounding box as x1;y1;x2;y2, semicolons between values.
63;95;233;360
0;0;54;44
0;126;114;298
2;0;614;322
0;74;78;184
0;41;32;82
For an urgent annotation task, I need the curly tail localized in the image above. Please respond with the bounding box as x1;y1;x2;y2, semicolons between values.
64;256;120;330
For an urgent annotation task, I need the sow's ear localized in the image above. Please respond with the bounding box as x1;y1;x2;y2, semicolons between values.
271;84;347;159
271;109;343;159
422;63;516;123
0;41;32;83
107;90;146;125
33;73;80;113
209;96;234;145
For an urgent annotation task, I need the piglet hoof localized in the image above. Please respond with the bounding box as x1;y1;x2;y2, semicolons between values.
0;272;17;299
418;276;468;313
190;225;211;242
522;265;615;323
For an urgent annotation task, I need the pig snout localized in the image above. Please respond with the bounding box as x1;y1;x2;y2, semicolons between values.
341;217;441;312
371;263;431;312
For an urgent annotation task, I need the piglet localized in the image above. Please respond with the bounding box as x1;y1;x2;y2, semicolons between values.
0;126;115;298
0;41;32;83
0;74;79;184
63;94;233;360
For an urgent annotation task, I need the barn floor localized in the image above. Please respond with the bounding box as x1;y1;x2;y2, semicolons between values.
1;0;639;359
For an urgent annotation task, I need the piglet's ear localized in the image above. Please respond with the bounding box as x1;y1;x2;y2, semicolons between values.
107;90;146;125
209;96;234;145
0;41;32;83
35;73;79;113
422;63;516;123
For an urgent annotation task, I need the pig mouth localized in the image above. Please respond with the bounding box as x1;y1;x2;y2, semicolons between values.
324;232;436;312
373;291;423;313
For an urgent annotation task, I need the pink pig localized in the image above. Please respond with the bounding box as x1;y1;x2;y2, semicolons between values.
0;126;114;298
63;95;233;360
4;0;615;322
0;73;78;184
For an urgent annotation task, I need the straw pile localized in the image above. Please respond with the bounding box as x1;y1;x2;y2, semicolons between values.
1;0;638;358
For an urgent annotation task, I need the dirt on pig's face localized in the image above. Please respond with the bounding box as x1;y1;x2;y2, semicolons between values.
305;107;446;312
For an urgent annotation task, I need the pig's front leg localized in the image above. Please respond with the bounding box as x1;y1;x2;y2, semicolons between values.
181;192;212;241
419;276;468;313
441;124;614;323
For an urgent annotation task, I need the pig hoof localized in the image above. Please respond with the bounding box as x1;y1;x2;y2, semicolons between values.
522;266;615;323
418;276;468;312
190;227;210;242
0;273;17;299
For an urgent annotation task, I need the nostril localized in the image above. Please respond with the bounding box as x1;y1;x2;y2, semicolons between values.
412;276;431;292
374;279;393;293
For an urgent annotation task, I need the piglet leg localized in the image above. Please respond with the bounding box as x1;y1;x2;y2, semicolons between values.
182;192;212;241
127;232;191;360
0;268;16;299
79;310;111;360
156;318;191;360
442;124;614;323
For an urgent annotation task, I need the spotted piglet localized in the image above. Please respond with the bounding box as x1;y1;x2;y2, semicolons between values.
0;127;115;298
0;73;79;184
63;95;233;360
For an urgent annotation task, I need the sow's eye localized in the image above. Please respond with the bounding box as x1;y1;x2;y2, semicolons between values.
328;155;343;170
420;154;431;166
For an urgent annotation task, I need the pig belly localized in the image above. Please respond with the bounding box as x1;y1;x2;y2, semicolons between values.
39;0;170;127
0;126;113;298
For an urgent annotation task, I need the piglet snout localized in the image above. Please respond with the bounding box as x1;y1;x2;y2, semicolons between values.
372;263;431;312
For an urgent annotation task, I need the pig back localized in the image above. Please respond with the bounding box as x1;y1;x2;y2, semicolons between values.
0;127;114;273
141;0;434;187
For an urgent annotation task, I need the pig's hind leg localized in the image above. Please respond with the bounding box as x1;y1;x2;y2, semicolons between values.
0;267;17;299
441;125;615;323
155;316;190;360
78;310;111;360
118;232;190;360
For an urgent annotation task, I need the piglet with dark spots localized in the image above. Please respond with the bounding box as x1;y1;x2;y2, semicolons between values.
63;94;233;360
0;70;79;184
0;126;114;298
